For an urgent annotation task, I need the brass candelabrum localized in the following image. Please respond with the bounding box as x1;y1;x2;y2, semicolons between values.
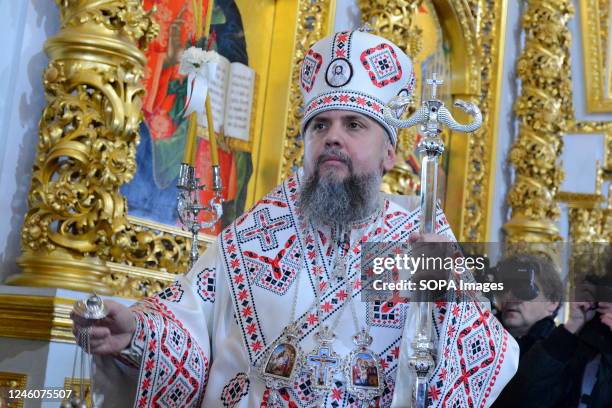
177;163;223;268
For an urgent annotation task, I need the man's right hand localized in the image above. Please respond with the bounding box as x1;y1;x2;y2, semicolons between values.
70;300;136;355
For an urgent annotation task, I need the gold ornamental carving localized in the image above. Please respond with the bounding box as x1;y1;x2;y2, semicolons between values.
279;0;336;180
360;0;506;242
559;166;611;289
0;372;28;408
559;190;609;245
359;0;424;57
504;0;574;243
567;205;609;242
7;0;161;294
359;0;424;200
580;0;612;112
461;0;506;241
8;0;337;299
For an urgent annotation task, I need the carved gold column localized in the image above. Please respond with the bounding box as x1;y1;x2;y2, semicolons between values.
6;0;158;293
503;0;574;242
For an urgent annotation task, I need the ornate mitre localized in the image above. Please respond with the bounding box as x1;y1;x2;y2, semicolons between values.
299;29;416;147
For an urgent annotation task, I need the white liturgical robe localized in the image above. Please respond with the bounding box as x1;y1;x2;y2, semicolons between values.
93;170;518;407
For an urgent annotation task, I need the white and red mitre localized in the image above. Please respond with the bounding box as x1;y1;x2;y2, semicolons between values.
299;29;416;146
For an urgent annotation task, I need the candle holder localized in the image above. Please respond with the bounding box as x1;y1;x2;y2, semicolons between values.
177;163;224;268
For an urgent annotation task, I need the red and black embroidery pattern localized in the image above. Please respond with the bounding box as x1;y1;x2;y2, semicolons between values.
242;234;301;295
301;49;323;92
237;207;293;252
221;373;250;407
133;299;208;408
366;300;406;329
217;173;508;407
332;31;352;59
156;282;184;303
426;300;509;408
360;43;403;88
196;267;216;304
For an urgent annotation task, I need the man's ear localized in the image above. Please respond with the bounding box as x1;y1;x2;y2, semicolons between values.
382;137;396;172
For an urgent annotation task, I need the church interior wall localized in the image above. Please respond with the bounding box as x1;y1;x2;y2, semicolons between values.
334;0;611;245
489;1;524;243
0;0;58;284
0;0;609;282
560;0;612;238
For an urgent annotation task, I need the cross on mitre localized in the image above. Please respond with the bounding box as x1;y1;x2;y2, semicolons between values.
426;73;444;100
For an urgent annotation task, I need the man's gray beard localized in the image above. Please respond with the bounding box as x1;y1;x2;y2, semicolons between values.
297;169;383;226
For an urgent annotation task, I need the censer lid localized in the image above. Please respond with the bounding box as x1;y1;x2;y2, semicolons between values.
73;293;108;320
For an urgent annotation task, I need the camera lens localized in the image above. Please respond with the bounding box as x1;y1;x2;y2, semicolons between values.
496;259;540;301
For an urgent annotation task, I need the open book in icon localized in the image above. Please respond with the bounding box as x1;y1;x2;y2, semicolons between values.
200;54;256;142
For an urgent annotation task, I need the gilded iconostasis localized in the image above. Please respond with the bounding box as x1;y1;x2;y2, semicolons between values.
0;0;609;298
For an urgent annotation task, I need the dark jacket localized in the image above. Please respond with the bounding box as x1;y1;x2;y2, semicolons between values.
492;315;612;408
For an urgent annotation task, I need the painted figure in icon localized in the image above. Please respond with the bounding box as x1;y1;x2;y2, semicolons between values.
265;344;296;378
351;353;379;388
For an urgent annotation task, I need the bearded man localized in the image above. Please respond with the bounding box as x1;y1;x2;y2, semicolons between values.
72;29;518;407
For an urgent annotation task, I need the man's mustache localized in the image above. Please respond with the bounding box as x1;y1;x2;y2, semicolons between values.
316;150;353;171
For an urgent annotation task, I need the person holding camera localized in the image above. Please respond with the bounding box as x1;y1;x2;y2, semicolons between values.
492;254;612;408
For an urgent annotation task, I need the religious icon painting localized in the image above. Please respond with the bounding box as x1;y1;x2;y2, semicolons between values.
124;0;255;236
264;343;298;379
260;327;303;392
325;58;353;88
351;353;379;387
343;330;384;404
